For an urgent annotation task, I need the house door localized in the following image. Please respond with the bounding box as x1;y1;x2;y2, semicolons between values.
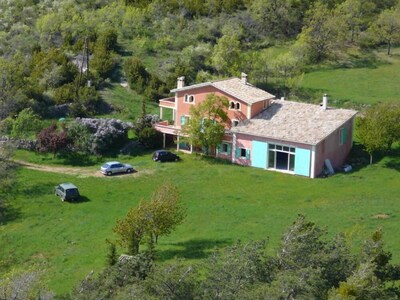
276;152;289;170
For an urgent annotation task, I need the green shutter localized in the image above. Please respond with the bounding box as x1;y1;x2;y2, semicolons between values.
181;116;185;125
227;144;231;154
246;149;250;160
235;148;240;158
342;128;348;144
217;144;222;153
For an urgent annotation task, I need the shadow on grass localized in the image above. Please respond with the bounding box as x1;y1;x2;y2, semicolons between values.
384;146;400;172
157;238;232;261
68;195;90;204
0;205;21;225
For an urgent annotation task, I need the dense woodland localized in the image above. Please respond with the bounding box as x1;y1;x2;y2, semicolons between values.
1;0;400;124
1;0;400;299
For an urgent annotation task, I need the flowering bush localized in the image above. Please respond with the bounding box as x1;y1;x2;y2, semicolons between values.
74;118;133;155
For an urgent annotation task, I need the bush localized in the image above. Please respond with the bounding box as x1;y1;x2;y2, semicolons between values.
74;118;133;155
137;127;162;149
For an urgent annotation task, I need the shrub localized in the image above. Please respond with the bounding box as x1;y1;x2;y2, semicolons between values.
74;118;133;155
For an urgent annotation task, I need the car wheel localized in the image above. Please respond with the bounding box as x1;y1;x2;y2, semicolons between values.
107;171;112;176
126;168;132;173
175;157;179;161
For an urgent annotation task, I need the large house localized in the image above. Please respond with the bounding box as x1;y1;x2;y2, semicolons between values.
154;74;357;178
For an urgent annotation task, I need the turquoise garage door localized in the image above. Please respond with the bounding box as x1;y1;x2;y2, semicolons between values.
294;148;311;177
252;141;268;168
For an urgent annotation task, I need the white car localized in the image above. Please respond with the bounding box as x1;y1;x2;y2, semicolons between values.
100;161;134;176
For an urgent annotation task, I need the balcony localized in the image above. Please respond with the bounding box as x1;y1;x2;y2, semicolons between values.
159;97;175;109
154;120;180;135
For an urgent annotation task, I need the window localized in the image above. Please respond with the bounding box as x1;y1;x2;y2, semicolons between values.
184;94;195;103
232;120;239;127
268;143;296;172
218;142;231;154
229;101;241;110
235;147;250;159
339;127;348;145
180;115;190;125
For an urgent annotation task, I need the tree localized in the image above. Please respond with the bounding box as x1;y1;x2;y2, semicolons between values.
11;108;42;139
336;0;375;43
271;52;304;96
296;2;347;63
210;34;241;76
36;122;72;156
123;57;150;94
114;183;185;255
0;142;15;224
181;93;229;155
356;102;400;164
369;8;400;55
202;241;267;299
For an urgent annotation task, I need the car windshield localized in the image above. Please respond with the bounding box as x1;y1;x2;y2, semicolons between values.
66;189;78;196
102;163;110;168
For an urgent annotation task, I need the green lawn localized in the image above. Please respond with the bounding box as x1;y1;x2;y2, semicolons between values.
1;148;400;296
301;47;400;105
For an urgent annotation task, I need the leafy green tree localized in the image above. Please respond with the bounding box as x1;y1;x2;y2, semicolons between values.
369;7;400;55
181;93;229;155
327;262;387;300
296;2;347;63
114;183;185;255
90;44;116;80
11;108;42;139
144;260;200;299
202;241;267;299
336;0;376;43
271;52;304;96
210;34;241;76
67;121;92;155
356;102;400;164
123;57;150;94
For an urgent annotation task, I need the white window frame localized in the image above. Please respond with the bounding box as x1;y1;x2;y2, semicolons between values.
184;94;195;104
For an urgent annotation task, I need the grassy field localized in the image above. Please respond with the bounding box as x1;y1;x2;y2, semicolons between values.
1;147;399;295
301;47;400;105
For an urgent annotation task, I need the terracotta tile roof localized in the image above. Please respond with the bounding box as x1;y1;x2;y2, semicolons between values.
171;78;275;104
230;100;357;145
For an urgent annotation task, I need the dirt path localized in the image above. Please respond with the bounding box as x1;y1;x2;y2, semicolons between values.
15;160;104;177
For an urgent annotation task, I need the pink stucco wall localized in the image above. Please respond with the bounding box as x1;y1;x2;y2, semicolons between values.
314;117;355;176
175;86;256;127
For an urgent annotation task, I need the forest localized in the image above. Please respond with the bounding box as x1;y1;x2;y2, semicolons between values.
1;0;400;124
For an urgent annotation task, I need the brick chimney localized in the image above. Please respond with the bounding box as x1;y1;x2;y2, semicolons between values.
241;72;248;85
177;76;185;89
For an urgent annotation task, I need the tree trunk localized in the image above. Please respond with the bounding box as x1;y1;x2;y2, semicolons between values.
370;154;373;165
387;40;391;55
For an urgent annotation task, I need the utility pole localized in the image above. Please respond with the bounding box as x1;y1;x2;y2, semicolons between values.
76;36;90;99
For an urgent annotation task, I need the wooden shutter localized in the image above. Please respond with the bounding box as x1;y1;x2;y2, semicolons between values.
227;144;231;154
181;116;185;125
246;149;250;160
235;148;240;158
342;128;348;144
